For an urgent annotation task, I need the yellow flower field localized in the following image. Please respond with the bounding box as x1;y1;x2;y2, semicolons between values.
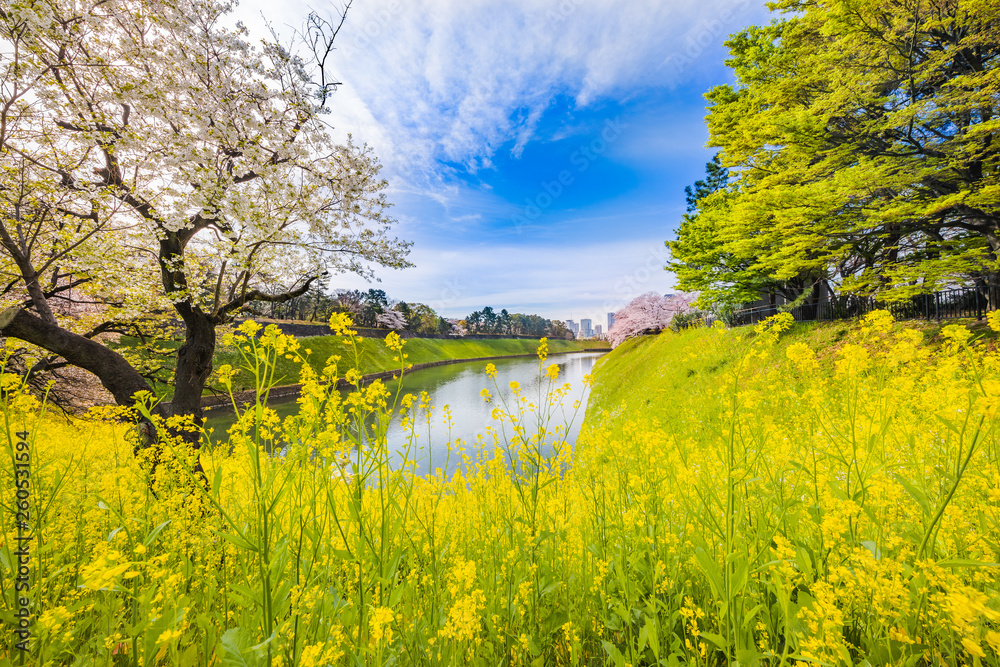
1;312;999;665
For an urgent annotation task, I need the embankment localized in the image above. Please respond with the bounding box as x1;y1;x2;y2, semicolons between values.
582;315;981;429
215;335;601;395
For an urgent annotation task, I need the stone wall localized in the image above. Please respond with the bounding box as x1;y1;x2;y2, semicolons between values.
236;319;565;341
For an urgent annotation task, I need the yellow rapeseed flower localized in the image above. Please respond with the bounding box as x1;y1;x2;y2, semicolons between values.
329;312;357;337
385;330;405;352
370;606;395;646
156;628;183;645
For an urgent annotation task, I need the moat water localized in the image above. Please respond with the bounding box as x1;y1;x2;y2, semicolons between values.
205;351;605;476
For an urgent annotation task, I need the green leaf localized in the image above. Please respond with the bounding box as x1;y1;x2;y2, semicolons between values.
212;466;223;497
250;630;278;652
226;583;260;607
601;640;626;667
695;548;724;598
861;540;881;560
936;558;999;568
742;604;766;629
893;473;931;517
644;615;661;660
143;520;172;548
699;631;729;650
219;627;261;667
539;581;561;597
180;644;201;667
212;529;257;553
736;647;763;666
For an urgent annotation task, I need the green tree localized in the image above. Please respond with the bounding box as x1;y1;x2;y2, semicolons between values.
408;303;440;334
669;0;1000;306
549;320;572;340
671;155;822;310
499;308;511;334
359;289;389;327
396;301;413;328
480;306;498;333
684;154;728;213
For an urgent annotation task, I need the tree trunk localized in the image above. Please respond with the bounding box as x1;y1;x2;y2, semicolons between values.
0;308;164;417
171;305;216;427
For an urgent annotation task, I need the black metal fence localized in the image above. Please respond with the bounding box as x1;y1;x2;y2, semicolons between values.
729;284;1000;328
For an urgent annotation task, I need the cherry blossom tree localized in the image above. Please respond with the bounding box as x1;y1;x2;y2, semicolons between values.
0;0;411;421
375;310;406;330
445;318;466;337
607;292;697;348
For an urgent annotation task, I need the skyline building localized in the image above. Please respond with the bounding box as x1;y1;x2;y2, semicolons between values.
607;312;615;331
581;318;593;338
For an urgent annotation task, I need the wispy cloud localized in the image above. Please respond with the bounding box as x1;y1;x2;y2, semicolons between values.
243;0;761;180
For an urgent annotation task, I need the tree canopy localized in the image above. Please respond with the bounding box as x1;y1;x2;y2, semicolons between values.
0;0;411;419
668;0;1000;308
462;306;569;338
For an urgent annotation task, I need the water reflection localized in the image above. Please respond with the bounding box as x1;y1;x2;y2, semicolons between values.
206;352;604;476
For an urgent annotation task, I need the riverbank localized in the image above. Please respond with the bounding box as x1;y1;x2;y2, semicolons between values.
213;335;605;396
196;348;603;413
584;315;996;428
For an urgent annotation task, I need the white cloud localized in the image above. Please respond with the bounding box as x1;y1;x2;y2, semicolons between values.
237;0;765;188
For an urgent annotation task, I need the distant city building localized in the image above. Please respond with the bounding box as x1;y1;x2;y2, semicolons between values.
581;318;593;338
595;325;602;336
566;320;580;337
607;312;615;330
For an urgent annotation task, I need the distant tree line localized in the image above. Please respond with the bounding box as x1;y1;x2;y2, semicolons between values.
244;287;459;335
244;287;574;339
463;306;573;339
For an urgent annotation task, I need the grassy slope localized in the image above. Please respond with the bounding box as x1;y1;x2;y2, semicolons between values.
118;331;603;397
216;335;596;394
584;317;994;430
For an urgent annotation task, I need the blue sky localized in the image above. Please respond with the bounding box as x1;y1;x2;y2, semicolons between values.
237;0;772;323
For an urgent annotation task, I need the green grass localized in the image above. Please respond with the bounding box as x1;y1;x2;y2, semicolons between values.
585;317;997;430
217;335;596;394
587;322;832;427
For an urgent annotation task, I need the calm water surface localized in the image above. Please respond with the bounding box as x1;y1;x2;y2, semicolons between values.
206;352;604;476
